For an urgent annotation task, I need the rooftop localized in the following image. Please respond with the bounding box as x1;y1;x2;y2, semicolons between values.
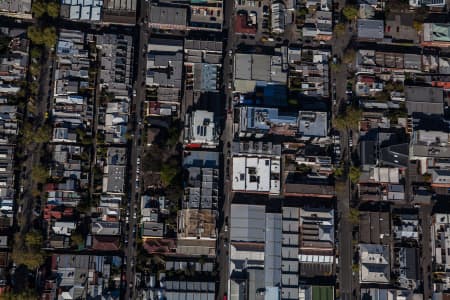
357;19;384;40
359;243;390;284
232;156;281;194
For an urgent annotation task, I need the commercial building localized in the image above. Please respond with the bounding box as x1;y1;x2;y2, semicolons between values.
359;244;390;284
184;110;219;148
233;52;288;93
231;141;281;195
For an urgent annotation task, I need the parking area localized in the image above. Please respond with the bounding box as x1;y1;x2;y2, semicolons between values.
234;0;273;45
233;0;304;48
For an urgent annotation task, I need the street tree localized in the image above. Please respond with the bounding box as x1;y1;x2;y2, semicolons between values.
31;165;48;184
46;2;60;18
342;6;358;21
31;1;46;18
333;23;345;38
349;166;361;184
334;107;362;131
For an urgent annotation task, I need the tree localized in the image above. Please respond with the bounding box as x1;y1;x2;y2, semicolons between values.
342;48;356;64
30;47;41;60
12;232;45;270
348;208;360;224
342;6;358;21
334;166;344;177
31;1;46;18
11;250;44;270
70;233;85;248
29;63;40;77
25;231;42;249
161;163;178;186
413;21;423;33
31;165;48;184
0;289;38;300
46;2;60;18
333;23;346;38
27;26;57;49
349;166;360;184
42;27;57;48
334;107;362;131
297;163;311;174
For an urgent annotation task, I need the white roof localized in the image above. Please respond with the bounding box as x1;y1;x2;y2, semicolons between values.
232;156;280;194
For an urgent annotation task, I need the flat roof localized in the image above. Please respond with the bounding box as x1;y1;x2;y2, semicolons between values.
358;19;384;40
230;203;266;242
150;5;187;26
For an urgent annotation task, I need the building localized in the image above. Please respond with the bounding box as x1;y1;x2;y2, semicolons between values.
102;0;136;24
405;86;443;116
97;34;133;95
357;19;384;40
147;38;183;89
238;106;298;138
60;0;102;21
231;141;281;195
359;211;390;244
298;207;334;277
271;2;286;34
176;209;217;256
183;151;219;210
149;5;187;30
50;254;122;299
423;23;450;47
431;213;450;292
184;38;222;92
233;52;288;93
359;244;390;284
189;0;223;31
410;0;445;7
184;110;219;148
409;115;450;173
0;0;31;18
228;203;282;300
298;111;328;137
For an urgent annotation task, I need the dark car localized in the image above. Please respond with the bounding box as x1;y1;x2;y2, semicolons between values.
262;19;268;29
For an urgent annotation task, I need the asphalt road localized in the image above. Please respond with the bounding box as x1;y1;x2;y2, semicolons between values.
419;205;432;300
216;0;236;298
123;1;148;299
331;20;356;299
19;45;53;236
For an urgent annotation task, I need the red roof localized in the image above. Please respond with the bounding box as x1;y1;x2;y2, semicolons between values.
432;81;450;89
92;236;120;251
235;15;257;35
44;183;57;192
143;238;176;254
358;75;375;84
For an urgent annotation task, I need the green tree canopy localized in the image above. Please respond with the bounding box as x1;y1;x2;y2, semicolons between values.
333;23;346;38
348;208;360;224
334;107;362;131
342;48;356;64
46;2;60;18
0;288;38;300
31;165;48;184
31;1;46;18
342;6;358;20
27;26;57;49
349;166;361;184
25;231;42;250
